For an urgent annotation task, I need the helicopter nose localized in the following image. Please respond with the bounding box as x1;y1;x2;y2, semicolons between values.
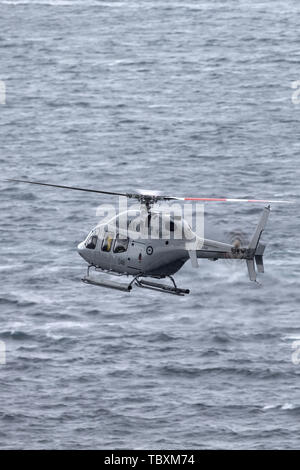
77;242;86;259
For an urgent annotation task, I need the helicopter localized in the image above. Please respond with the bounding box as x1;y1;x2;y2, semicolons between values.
8;179;292;296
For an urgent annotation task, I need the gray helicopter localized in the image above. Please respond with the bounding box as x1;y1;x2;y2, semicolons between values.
9;179;291;296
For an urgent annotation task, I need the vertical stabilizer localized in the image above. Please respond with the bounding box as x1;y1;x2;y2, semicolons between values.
246;206;270;282
248;206;270;251
247;259;257;281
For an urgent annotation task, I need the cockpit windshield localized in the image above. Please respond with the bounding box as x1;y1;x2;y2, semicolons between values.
85;229;99;250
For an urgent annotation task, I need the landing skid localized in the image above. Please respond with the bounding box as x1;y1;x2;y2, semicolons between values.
81;266;190;296
134;277;189;296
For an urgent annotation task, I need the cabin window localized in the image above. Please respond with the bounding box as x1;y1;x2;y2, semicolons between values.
86;235;98;250
113;235;129;254
101;232;114;252
164;220;175;232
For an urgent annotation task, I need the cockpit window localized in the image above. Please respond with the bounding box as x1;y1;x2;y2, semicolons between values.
113;235;129;253
86;235;98;250
101;232;114;252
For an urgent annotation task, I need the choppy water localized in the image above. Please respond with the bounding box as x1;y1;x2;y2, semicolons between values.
1;0;300;449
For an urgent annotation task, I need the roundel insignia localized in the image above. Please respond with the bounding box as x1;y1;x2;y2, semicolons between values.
146;246;153;255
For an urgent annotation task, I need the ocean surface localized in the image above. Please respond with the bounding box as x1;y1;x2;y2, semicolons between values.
0;0;300;450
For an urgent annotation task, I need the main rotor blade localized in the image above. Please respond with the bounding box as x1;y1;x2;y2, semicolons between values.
6;180;294;204
7;179;128;197
173;197;293;204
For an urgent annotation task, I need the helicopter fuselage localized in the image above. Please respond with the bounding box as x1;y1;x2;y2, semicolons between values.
77;205;269;295
77;211;192;277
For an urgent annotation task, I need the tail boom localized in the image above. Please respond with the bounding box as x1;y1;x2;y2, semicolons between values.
196;206;270;282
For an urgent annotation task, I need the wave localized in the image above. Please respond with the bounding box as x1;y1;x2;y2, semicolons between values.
147;332;177;343
263;403;300;412
0;330;34;341
160;365;287;380
0;296;39;308
0;0;132;6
